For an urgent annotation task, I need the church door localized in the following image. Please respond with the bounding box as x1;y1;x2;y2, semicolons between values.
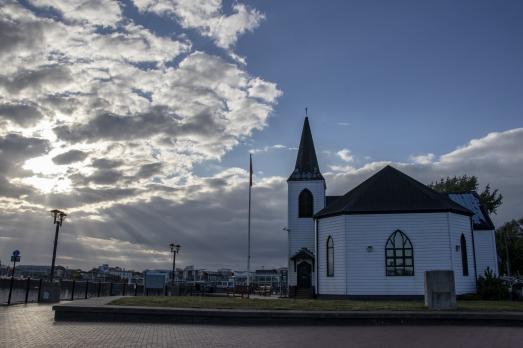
297;261;312;288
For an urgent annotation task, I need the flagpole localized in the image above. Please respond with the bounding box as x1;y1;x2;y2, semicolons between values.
247;154;252;297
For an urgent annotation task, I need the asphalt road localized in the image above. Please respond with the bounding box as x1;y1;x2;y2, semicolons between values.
1;303;522;347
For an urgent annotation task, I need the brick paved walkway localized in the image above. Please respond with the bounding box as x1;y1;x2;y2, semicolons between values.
1;303;523;348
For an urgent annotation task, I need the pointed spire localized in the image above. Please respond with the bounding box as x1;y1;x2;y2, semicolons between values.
288;116;324;181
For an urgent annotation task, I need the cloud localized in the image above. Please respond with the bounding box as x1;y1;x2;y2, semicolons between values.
249;144;288;154
410;153;435;165
0;102;43;126
133;0;265;49
1;128;523;271
135;162;163;179
336;148;354;162
0;65;72;94
91;158;124;169
0;134;50;173
28;0;123;27
0;1;282;270
52;150;89;165
326;128;523;226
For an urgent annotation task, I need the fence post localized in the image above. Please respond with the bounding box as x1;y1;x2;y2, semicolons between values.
24;277;31;304
85;281;89;299
109;282;113;296
122;283;126;296
71;280;76;301
37;278;43;303
7;275;15;305
97;281;101;297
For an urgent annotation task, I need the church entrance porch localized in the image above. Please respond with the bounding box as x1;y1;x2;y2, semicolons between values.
289;248;315;298
297;261;312;288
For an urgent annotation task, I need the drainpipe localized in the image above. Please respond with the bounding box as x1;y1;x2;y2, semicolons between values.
315;218;319;296
470;217;478;284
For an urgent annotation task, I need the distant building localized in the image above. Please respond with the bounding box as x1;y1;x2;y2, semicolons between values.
11;265;64;279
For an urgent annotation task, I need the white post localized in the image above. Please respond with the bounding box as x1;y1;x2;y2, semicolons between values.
247;175;251;291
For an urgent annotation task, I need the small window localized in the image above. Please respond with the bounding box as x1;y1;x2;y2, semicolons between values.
385;230;414;276
327;236;334;277
298;189;313;217
460;234;469;276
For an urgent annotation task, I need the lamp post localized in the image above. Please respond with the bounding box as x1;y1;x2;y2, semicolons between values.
169;243;181;288
50;209;67;282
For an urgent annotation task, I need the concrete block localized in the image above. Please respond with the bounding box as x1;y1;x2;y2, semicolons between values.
424;270;456;310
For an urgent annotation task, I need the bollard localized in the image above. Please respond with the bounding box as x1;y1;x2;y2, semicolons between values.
71;280;76;301
122;283;126;296
24;277;31;304
134;284;138;296
85;281;89;299
37;278;43;303
97;281;102;297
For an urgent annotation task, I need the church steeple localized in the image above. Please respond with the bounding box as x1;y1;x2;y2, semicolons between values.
288;117;324;181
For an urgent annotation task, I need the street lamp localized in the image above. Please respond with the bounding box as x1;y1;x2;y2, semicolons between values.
169;243;181;288
50;209;67;282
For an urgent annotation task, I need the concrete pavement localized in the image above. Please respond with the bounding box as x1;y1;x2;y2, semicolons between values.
2;303;523;347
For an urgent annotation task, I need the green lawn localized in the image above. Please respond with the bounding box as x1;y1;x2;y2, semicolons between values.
110;296;523;312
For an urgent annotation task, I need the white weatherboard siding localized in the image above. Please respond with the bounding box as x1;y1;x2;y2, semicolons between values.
448;213;477;294
474;230;499;276
287;180;325;286
317;216;346;295
345;213;456;296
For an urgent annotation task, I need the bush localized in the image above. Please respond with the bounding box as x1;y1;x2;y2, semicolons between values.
477;267;509;300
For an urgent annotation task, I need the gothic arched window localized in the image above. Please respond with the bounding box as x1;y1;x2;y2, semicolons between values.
385;230;414;276
298;189;313;217
327;236;334;277
460;234;469;276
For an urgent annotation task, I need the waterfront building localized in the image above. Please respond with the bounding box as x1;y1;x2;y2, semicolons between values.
287;117;498;298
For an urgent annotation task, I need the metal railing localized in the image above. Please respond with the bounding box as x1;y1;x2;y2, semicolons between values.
0;277;146;305
1;278;289;305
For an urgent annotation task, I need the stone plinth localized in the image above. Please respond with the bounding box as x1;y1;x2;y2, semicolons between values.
424;270;456;310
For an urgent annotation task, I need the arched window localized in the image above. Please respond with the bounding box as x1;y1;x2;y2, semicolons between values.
385;230;414;276
327;236;334;277
298;189;313;217
460;234;469;276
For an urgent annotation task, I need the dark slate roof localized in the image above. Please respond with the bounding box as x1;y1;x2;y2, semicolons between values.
448;192;495;230
288;117;324;182
315;165;473;218
326;196;342;207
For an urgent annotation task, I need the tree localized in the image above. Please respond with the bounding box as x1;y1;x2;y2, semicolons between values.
496;218;523;277
429;175;503;214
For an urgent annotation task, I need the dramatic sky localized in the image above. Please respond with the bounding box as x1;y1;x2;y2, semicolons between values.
0;0;522;272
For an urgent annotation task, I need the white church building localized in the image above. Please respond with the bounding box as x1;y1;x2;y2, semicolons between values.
287;117;498;298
